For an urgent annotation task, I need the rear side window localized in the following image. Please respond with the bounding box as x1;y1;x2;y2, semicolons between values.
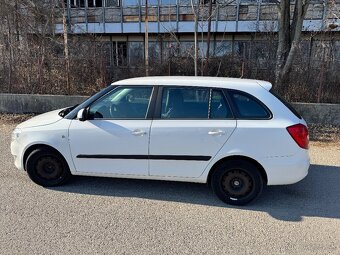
210;90;233;119
160;87;233;119
161;87;210;119
228;90;271;119
270;90;302;119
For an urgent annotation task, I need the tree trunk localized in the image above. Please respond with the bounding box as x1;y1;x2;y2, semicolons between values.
61;0;71;94
6;14;13;92
191;0;198;76
204;0;213;75
275;0;291;87
275;0;309;88
145;0;149;76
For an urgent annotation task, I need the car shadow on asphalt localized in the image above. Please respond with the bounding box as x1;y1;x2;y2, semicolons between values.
50;164;340;222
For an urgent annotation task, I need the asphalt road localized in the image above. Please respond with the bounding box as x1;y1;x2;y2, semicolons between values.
1;123;340;255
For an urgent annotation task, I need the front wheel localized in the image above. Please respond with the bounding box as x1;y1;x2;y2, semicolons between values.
211;160;264;205
25;148;71;187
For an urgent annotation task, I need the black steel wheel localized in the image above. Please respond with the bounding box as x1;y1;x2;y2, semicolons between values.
25;148;71;187
211;159;264;205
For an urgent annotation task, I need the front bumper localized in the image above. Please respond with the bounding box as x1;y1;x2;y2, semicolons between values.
11;139;25;171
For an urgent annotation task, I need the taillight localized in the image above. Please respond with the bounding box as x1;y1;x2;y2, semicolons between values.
286;124;309;149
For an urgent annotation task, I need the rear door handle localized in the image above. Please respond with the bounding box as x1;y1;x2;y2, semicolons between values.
132;129;147;136
208;130;225;136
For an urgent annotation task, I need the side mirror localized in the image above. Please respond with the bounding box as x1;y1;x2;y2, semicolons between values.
77;108;86;121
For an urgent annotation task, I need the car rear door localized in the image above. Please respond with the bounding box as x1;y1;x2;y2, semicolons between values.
149;86;237;178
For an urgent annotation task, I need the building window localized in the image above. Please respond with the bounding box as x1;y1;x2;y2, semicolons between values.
87;0;103;7
179;0;191;5
149;42;161;63
97;0;103;7
69;0;85;8
123;0;139;6
98;42;113;68
213;41;232;57
88;0;94;6
234;41;250;59
161;0;177;5
200;0;216;5
113;42;128;66
141;0;159;6
67;0;119;8
179;41;194;57
106;0;120;7
129;42;144;65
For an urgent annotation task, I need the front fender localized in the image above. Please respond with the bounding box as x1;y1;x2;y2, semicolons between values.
18;119;76;174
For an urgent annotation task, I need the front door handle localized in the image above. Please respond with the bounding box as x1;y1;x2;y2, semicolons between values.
208;129;225;136
132;129;147;136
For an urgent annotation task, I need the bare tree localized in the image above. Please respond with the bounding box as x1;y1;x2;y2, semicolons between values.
61;0;71;94
204;0;213;75
275;0;310;87
190;0;199;76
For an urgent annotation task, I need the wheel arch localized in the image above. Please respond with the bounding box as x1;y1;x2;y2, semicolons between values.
23;144;69;171
207;155;268;186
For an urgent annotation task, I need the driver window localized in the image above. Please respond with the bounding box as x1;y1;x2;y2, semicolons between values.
88;86;153;119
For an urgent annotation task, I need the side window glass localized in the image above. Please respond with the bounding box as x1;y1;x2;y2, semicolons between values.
88;86;153;119
210;90;232;119
161;87;209;119
229;90;271;119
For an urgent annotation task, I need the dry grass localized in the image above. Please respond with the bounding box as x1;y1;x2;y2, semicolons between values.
308;124;340;143
0;114;35;125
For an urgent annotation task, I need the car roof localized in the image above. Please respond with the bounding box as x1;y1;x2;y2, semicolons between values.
112;76;272;91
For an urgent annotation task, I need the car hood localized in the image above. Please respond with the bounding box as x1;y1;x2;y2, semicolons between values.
17;109;64;129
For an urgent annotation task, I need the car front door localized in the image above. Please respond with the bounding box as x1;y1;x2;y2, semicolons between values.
149;86;237;178
68;86;154;176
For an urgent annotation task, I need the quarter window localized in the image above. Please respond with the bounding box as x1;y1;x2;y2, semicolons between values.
228;90;271;119
88;86;153;119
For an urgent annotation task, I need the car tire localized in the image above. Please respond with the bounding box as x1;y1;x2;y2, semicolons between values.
25;148;71;187
211;159;264;206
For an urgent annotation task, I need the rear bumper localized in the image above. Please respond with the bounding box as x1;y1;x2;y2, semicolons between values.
262;149;310;185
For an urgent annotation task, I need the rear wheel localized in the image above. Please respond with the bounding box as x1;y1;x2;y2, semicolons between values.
211;160;264;205
25;148;71;187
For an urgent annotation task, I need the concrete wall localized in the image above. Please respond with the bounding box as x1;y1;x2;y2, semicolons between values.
0;93;339;126
292;102;340;126
0;94;87;115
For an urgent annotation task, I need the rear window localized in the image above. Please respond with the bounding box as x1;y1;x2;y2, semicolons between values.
228;90;271;119
270;90;302;119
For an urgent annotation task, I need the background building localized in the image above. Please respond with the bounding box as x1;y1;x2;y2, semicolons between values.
0;0;339;102
57;0;339;67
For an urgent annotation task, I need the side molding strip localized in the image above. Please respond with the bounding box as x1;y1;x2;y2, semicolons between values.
77;155;211;161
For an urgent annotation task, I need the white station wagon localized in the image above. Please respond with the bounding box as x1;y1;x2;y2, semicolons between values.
11;77;310;205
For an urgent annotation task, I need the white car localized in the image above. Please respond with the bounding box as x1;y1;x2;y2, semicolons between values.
11;77;310;205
